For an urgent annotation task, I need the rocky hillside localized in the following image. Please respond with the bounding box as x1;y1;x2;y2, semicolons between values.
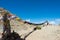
0;8;53;39
0;8;47;38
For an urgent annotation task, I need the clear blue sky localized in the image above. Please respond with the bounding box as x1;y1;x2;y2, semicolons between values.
0;0;60;23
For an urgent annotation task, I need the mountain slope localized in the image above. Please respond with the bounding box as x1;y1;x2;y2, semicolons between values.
0;8;49;39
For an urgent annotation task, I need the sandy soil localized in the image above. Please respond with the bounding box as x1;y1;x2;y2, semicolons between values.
26;25;60;40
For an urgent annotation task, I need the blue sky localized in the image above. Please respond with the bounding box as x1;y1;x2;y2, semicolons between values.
0;0;60;23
